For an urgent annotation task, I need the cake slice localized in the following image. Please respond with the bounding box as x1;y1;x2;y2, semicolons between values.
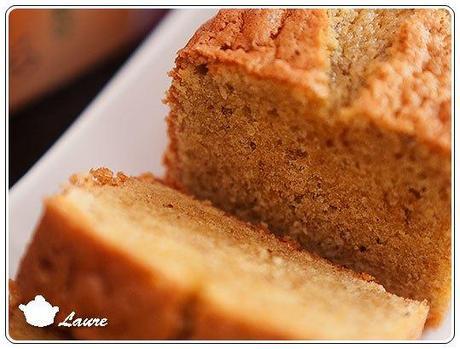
16;168;427;339
165;9;451;326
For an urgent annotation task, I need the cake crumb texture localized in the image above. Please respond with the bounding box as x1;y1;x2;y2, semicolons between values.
16;169;429;339
165;9;451;326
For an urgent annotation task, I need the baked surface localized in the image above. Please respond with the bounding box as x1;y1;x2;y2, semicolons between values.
16;168;428;339
165;9;451;326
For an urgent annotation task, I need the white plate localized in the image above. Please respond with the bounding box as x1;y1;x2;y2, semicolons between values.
8;9;451;342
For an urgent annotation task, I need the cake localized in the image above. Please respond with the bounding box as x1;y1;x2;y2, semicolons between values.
165;9;451;326
15;168;428;339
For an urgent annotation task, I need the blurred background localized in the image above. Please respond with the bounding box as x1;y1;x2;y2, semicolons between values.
8;9;169;187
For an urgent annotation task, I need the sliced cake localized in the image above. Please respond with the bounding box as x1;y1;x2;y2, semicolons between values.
165;9;451;326
16;168;428;339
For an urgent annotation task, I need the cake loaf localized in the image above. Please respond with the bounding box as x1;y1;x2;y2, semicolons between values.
15;168;428;339
165;9;451;326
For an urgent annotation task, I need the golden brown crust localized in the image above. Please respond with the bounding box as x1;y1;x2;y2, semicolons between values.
343;9;451;153
69;167;129;187
177;9;331;102
178;9;451;152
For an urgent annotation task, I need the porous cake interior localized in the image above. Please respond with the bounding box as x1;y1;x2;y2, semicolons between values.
18;170;427;339
165;9;451;326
